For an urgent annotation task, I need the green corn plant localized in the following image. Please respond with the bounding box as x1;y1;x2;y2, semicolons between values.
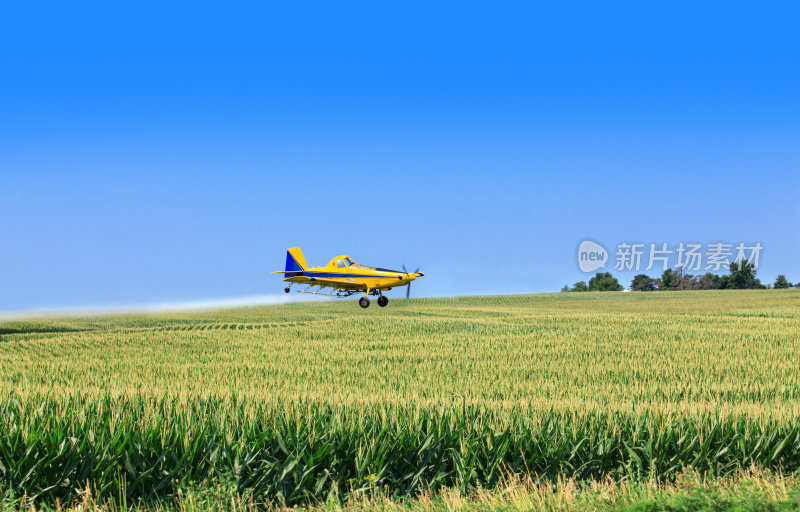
0;290;798;506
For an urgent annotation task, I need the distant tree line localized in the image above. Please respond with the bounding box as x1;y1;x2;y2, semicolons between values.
628;262;795;291
561;272;623;292
562;263;796;292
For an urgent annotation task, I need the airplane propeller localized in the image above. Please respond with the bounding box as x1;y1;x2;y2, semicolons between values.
402;264;420;298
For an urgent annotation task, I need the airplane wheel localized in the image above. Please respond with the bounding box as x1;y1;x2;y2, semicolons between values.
284;287;291;293
359;297;370;308
377;296;388;307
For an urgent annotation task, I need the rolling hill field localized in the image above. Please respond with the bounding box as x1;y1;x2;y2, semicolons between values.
1;290;799;510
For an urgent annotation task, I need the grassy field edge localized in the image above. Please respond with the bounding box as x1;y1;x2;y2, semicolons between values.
3;468;800;512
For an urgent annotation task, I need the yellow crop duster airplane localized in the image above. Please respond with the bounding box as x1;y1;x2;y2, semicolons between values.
272;248;424;308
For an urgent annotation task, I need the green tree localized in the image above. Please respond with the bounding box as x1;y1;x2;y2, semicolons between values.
571;281;588;292
774;275;791;289
729;261;758;289
659;268;677;290
630;274;657;291
693;272;718;290
712;273;730;289
588;272;623;291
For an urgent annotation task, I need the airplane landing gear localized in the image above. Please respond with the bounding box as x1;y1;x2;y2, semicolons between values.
359;297;370;308
377;296;388;307
284;287;291;293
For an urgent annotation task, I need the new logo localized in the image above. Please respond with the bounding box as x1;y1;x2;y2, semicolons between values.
578;240;607;273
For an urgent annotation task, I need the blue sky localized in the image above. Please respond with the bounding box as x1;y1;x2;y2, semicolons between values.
1;2;798;311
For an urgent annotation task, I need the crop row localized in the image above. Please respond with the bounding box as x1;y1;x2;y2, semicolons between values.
2;395;799;505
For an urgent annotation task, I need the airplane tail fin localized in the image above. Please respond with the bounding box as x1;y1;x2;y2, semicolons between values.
284;247;309;277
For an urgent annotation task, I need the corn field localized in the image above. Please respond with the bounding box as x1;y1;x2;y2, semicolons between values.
1;290;798;506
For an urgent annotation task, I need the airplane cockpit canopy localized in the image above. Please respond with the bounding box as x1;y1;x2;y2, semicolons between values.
329;256;356;268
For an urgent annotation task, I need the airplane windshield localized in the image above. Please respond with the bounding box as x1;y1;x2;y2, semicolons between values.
345;257;354;266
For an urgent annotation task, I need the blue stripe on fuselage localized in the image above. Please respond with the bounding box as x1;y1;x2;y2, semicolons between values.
299;272;401;279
